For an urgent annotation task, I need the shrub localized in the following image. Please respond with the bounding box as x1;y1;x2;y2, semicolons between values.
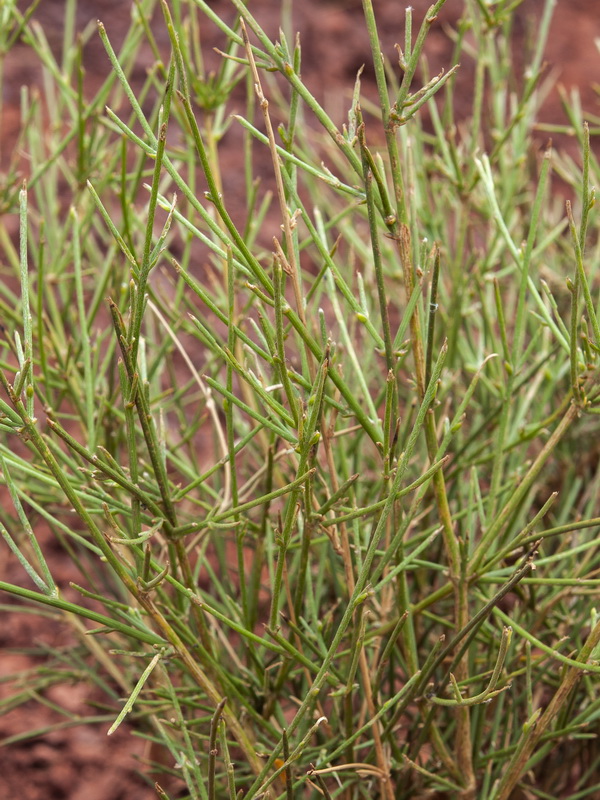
1;1;600;797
